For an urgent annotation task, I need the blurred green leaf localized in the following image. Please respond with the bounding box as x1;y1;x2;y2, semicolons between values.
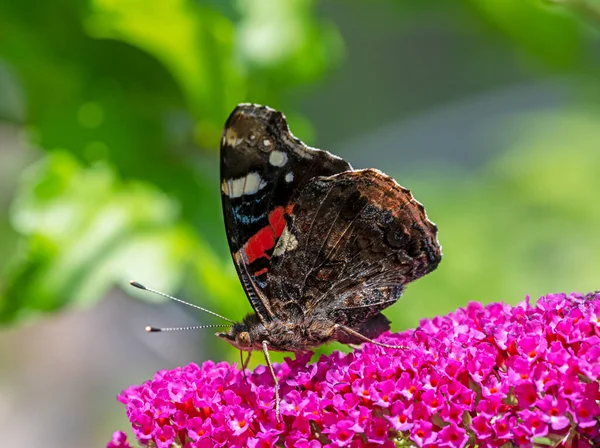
469;0;586;70
85;0;240;125
237;0;344;84
1;152;192;322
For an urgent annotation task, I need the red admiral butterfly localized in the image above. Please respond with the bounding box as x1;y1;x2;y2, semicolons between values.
216;104;441;417
133;104;441;421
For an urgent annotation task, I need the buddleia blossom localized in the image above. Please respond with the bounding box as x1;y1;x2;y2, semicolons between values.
107;431;132;448
109;292;600;447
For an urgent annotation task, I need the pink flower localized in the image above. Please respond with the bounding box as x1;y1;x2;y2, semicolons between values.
514;382;538;408
438;423;468;448
538;395;571;430
385;401;413;431
420;388;443;414
364;417;390;444
187;416;212;441
247;432;281;448
572;398;600;428
411;420;437;446
153;424;175;448
517;333;548;363
471;415;493;440
322;419;355;446
476;396;503;419
519;409;549;438
109;291;600;447
492;413;515;439
229;408;253;436
106;431;131;448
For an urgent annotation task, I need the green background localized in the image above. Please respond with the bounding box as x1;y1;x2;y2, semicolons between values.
0;0;599;446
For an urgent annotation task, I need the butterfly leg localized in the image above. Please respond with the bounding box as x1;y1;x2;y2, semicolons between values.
262;340;281;422
334;324;409;350
240;350;252;384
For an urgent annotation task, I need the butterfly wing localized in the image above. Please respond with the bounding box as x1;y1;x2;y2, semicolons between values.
265;168;441;333
220;104;351;323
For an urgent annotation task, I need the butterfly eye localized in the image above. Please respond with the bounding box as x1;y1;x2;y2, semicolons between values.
235;331;251;347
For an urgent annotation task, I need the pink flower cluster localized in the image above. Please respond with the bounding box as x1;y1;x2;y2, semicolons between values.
110;292;600;447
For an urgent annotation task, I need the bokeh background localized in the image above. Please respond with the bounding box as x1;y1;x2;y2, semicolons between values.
1;0;599;446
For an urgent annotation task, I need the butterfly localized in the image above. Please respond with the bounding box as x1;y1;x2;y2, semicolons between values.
215;104;442;419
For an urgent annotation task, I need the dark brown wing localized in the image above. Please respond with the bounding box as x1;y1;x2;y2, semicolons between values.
264;169;441;328
220;104;351;323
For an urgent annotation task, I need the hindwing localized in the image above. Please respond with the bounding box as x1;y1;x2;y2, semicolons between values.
265;169;441;329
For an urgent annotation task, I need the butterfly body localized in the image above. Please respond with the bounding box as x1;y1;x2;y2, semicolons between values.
217;104;442;355
218;313;340;353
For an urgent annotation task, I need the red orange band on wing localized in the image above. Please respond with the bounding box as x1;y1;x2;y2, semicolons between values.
254;267;269;277
243;204;294;264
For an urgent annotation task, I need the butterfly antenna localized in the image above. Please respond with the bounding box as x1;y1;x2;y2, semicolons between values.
130;280;235;324
146;324;232;333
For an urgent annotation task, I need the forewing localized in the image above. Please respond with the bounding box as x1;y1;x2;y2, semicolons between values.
220;104;351;322
265;169;441;328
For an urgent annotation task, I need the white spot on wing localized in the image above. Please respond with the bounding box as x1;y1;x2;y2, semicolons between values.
272;225;298;257
243;172;263;195
228;177;246;198
285;172;294;183
222;172;266;198
269;150;288;167
224;128;238;146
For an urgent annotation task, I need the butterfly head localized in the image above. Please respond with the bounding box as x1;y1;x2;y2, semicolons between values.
216;322;252;351
216;314;267;352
